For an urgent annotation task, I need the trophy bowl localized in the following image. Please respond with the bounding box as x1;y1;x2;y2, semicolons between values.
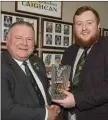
50;64;71;99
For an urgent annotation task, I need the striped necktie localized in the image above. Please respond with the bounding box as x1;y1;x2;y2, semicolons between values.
70;48;88;93
69;48;88;115
23;61;45;106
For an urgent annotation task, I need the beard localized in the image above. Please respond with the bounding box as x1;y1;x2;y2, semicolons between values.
75;29;99;48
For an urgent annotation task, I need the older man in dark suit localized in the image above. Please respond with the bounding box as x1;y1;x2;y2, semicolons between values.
53;6;108;120
1;21;60;120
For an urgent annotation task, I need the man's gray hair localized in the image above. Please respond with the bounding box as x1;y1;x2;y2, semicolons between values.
7;21;35;39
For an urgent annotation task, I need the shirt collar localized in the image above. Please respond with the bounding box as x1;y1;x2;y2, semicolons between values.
14;58;30;66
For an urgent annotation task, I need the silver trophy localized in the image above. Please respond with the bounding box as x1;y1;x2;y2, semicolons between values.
50;64;71;99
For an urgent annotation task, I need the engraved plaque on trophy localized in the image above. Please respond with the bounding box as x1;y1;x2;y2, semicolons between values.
50;64;71;99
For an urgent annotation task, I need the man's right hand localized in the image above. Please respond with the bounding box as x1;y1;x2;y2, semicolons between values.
47;106;58;120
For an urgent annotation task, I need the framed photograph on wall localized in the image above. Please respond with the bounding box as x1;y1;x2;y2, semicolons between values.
1;11;39;46
1;48;7;53
41;51;63;78
102;28;108;37
41;18;73;49
15;1;62;19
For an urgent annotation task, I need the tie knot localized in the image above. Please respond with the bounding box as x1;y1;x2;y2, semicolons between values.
84;47;89;53
84;47;89;58
23;61;27;66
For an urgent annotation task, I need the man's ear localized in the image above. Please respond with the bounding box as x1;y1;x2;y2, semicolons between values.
5;36;9;46
98;23;100;30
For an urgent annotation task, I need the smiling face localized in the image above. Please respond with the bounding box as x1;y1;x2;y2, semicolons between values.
74;10;100;47
6;24;34;61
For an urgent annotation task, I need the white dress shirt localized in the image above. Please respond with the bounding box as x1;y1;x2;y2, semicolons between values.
68;47;91;120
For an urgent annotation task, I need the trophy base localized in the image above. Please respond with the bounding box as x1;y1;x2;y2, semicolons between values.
51;88;66;100
50;82;66;99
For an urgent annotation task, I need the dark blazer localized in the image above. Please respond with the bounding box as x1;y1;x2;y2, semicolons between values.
1;50;51;120
62;36;108;120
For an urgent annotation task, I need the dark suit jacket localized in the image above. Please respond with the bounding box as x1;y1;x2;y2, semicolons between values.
1;50;51;120
61;36;108;120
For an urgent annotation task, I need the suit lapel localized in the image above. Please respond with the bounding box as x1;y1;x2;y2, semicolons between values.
29;56;50;104
4;51;41;103
85;37;102;67
80;37;102;82
30;61;46;86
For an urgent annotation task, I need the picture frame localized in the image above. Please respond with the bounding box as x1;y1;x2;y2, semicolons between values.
15;1;62;19
102;28;108;37
1;11;39;46
41;51;63;78
1;48;7;53
41;18;73;49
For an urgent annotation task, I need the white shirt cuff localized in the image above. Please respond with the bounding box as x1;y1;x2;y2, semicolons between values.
45;108;48;120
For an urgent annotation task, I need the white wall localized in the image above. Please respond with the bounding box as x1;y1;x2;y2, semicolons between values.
1;1;108;53
62;1;108;28
1;1;108;28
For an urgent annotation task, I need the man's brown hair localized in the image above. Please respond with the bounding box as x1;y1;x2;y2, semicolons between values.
73;6;100;25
